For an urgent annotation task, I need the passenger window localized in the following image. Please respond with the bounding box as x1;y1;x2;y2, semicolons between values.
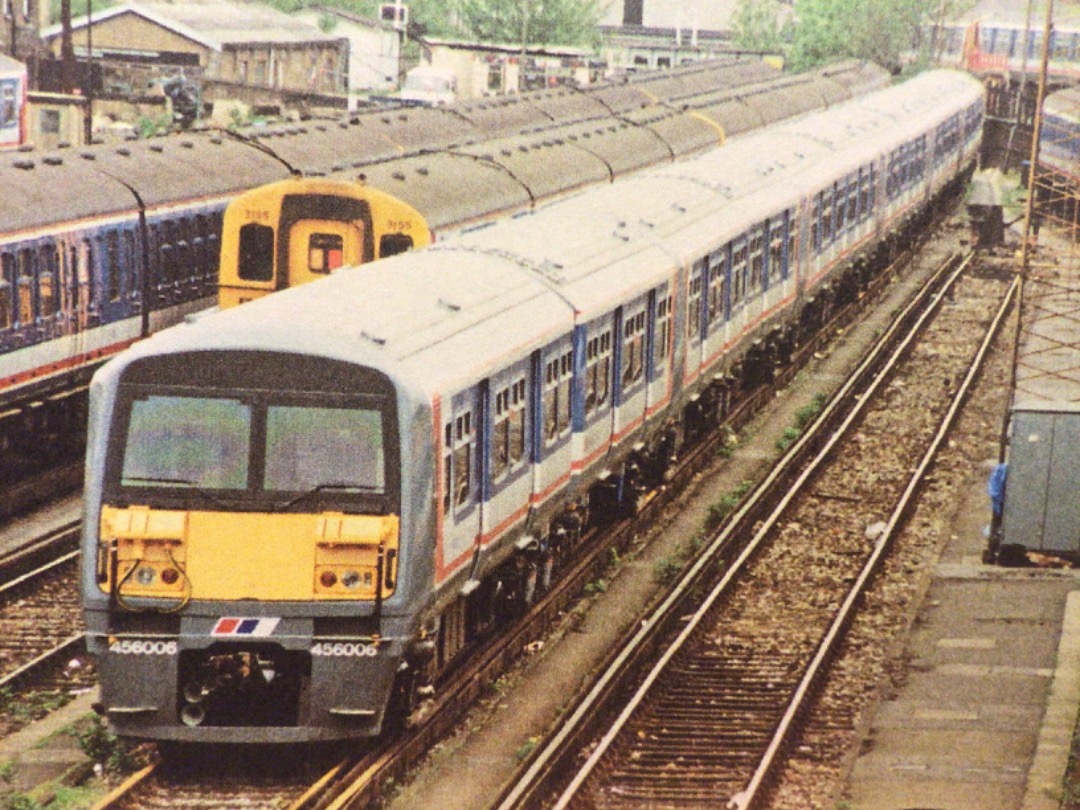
510;379;526;464
104;232;120;302
707;252;725;326
453;412;471;507
769;225;785;285
0;253;13;329
687;263;703;342
81;240;95;312
442;411;474;512
39;245;55;318
834;183;845;234
68;246;79;311
585;332;611;417
492;378;526;479
124;232;137;299
308;233;343;274
146;225;161;291
654;294;673;368
749;230;764;293
238;223;275;282
18;249;33;324
821;190;833;242
622;313;645;389
731;243;748;306
544;351;572;444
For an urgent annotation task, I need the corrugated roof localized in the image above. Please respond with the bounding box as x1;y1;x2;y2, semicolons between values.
137;0;341;45
41;0;340;51
306;5;394;33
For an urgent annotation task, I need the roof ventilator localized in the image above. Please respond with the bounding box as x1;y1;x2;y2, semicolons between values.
361;330;386;346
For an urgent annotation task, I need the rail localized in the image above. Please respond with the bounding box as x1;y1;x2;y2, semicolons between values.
495;252;1018;808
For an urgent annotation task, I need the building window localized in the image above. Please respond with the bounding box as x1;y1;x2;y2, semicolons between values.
40;109;60;135
0;83;15;129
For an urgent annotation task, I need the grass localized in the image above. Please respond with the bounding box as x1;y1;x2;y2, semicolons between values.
1061;723;1080;809
0;688;72;728
515;737;539;761
584;578;608;595
776;392;827;451
703;480;754;534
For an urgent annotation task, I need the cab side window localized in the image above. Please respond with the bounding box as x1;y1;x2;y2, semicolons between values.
238;223;275;282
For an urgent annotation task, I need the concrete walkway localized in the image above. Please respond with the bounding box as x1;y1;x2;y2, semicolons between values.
844;474;1080;810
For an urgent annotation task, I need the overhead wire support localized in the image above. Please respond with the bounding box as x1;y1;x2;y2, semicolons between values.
1003;0;1055;462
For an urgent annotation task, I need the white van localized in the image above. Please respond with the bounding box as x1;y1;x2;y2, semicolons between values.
400;66;457;106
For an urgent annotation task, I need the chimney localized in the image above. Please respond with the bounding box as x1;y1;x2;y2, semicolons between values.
623;0;643;26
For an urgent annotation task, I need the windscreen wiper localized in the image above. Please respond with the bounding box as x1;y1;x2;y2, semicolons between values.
278;482;381;511
122;476;235;509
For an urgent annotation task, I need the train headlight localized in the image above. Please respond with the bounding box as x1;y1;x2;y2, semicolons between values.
341;570;362;590
313;513;399;599
135;566;157;586
98;506;188;599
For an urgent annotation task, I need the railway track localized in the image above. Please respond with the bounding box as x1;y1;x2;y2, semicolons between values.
494;252;1017;809
0;539;92;737
0;517;80;585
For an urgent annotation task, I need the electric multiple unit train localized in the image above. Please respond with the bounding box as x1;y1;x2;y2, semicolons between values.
81;70;984;743
1;60;887;408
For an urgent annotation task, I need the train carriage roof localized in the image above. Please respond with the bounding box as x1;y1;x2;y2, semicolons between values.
632;59;778;101
814;60;891;98
111;70;983;400
521;86;613;123
79;136;289;207
453;135;613;202
246;121;375;176
1044;86;1080;124
0;151;140;235
454;94;562;137
570;119;677;178
744;82;833;124
344;152;533;231
253;106;481;174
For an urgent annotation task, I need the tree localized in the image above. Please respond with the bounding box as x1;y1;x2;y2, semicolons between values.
453;0;604;47
786;0;975;73
49;0;118;24
731;0;788;55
